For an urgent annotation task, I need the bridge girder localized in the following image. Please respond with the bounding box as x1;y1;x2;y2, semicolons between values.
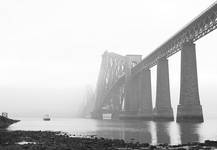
132;1;217;75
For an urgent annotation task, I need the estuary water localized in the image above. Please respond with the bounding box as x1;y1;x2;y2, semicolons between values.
7;117;217;145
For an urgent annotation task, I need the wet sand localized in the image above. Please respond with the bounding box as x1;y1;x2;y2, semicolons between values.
1;130;217;150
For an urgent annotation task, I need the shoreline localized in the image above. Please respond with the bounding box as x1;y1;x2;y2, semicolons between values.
1;130;217;150
0;116;20;128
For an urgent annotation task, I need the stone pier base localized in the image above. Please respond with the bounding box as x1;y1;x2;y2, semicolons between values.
153;107;174;121
176;105;203;122
119;111;139;120
153;57;174;121
177;42;203;122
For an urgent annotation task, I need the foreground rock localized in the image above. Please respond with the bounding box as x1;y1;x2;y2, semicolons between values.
0;116;19;128
0;130;217;150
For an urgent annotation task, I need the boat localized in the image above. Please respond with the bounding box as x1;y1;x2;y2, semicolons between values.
43;114;51;121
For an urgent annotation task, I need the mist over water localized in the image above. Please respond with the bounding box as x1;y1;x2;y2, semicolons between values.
0;0;217;118
1;0;217;147
8;117;217;145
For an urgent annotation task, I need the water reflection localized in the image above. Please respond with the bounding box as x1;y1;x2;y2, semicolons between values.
178;123;201;144
94;120;202;145
154;122;170;144
94;120;152;143
8;117;217;145
150;122;181;145
120;121;151;143
120;121;152;143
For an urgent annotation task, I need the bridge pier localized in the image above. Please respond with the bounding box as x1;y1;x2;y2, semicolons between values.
177;42;203;122
91;52;108;120
111;90;121;119
138;69;153;120
120;75;140;119
153;57;174;121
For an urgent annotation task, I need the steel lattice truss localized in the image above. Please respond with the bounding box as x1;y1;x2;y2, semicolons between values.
132;1;217;75
94;52;128;110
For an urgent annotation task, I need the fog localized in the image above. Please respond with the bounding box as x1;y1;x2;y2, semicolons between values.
0;0;216;118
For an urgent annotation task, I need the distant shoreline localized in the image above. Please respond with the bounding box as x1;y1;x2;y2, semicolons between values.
1;130;217;150
0;116;19;128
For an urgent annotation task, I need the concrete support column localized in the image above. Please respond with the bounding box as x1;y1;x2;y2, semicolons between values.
122;78;132;112
138;69;153;120
119;78;131;119
131;75;140;112
177;42;203;122
91;52;108;119
120;76;139;119
153;57;174;121
111;90;121;119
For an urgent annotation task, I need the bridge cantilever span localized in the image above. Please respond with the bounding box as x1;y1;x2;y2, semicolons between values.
92;1;217;122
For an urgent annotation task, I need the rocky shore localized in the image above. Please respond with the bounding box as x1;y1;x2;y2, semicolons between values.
0;130;217;150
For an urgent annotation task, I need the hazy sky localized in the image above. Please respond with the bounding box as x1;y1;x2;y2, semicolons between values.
0;0;216;118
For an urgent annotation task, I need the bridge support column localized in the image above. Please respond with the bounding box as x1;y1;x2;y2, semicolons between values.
120;75;140;119
177;42;203;122
111;90;121;120
91;52;108;120
153;57;174;121
138;69;153;120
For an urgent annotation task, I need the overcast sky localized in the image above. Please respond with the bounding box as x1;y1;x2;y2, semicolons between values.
0;0;216;118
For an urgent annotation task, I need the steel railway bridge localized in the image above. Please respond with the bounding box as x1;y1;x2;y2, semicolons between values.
91;1;217;122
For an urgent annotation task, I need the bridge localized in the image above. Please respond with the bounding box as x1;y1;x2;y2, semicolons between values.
91;1;217;122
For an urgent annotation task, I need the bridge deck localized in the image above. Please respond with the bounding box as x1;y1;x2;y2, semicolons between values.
132;1;217;75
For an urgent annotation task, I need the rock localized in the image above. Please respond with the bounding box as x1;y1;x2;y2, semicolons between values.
0;131;216;150
204;140;217;147
0;116;20;128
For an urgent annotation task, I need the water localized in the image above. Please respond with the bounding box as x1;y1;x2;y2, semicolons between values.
7;117;217;145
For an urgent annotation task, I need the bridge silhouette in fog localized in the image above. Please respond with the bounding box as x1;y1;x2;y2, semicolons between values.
91;1;217;122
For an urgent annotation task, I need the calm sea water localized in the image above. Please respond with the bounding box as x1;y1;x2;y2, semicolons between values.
7;117;217;145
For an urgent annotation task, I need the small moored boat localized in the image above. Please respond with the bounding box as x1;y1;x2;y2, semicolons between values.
43;114;51;121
